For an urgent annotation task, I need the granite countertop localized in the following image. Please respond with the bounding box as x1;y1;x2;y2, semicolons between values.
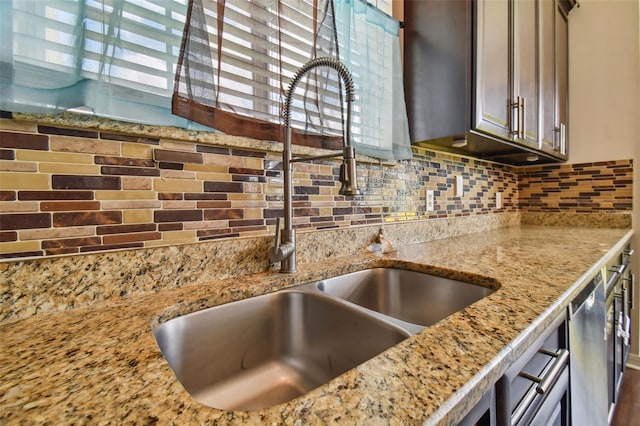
0;226;632;425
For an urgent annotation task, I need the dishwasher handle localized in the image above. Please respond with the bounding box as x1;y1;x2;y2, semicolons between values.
571;273;603;317
607;270;622;291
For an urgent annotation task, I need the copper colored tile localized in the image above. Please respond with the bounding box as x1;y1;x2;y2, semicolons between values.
42;237;101;249
103;232;161;245
228;167;264;175
158;193;183;200
18;191;94;201
0;191;16;201
41;201;101;212
203;208;243;220
95;156;156;167
53;211;122;227
0;131;48;150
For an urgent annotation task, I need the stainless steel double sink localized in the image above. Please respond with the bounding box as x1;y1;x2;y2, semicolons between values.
152;267;496;411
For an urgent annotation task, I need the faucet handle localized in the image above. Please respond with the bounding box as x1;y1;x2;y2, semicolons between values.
269;217;294;263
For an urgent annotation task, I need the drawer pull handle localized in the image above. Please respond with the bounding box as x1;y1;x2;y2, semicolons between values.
518;348;570;395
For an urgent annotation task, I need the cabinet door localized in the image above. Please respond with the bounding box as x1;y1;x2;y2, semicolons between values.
513;0;539;147
555;3;569;155
474;0;512;139
540;0;557;152
536;0;570;158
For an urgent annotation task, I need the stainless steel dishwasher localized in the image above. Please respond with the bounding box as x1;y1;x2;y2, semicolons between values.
569;270;607;426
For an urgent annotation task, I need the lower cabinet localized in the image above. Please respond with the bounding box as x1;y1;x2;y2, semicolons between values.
460;387;495;426
460;244;633;425
606;244;634;422
495;313;569;426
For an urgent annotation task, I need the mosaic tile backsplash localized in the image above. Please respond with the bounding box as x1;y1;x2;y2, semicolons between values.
0;113;522;260
519;161;633;212
0;113;633;322
0;112;633;261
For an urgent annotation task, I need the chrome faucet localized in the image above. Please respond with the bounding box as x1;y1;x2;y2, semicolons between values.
269;57;360;273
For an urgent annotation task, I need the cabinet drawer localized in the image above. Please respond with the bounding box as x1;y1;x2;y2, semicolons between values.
496;313;569;425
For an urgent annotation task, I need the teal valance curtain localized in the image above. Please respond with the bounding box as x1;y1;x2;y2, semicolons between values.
334;0;412;160
0;0;205;129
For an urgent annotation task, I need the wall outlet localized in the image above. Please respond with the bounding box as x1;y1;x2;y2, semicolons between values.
455;175;464;197
426;190;434;212
496;191;503;209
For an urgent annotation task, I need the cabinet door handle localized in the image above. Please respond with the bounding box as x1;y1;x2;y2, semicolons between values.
555;124;567;153
511;97;521;138
518;348;570;395
511;96;525;139
520;97;526;139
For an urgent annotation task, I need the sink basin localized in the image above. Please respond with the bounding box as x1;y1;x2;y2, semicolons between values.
153;290;410;411
316;268;495;326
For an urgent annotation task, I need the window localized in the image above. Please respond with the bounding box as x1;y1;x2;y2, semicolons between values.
173;0;346;149
1;0;411;160
174;0;411;159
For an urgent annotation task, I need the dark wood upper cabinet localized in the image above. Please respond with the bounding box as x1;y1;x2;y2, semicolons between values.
404;0;575;166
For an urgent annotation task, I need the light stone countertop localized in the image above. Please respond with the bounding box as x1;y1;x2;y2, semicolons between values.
0;226;633;425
